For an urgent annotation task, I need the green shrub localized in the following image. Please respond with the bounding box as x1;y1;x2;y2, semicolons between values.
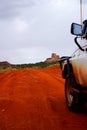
11;61;59;69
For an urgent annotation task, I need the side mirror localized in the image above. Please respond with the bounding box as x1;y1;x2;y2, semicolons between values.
71;23;82;36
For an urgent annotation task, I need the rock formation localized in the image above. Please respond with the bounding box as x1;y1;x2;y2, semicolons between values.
45;53;60;63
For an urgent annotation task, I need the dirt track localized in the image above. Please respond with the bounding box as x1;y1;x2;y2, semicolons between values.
0;66;87;130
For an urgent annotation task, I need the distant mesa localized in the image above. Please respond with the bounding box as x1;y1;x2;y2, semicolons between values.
45;53;60;63
0;61;11;66
0;53;60;67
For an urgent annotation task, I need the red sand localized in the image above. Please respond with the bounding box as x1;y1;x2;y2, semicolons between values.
0;66;87;130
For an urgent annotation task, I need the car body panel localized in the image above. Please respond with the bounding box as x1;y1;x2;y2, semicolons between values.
70;39;87;87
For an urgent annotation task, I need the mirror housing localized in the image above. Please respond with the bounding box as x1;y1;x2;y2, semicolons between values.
71;23;82;36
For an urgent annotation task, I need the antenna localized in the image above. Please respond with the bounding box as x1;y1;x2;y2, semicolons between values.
80;0;82;25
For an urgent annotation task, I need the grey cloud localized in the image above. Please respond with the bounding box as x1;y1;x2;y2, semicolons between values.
82;0;87;4
0;0;84;64
79;0;87;5
0;0;36;19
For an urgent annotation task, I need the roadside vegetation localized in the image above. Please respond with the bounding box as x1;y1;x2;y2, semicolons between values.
0;61;59;72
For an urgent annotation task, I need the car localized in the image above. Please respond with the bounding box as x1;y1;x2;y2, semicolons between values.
59;19;87;112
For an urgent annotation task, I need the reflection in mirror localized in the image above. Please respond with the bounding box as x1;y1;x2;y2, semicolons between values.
71;23;82;36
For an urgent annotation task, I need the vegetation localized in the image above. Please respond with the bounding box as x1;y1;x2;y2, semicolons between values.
11;61;59;69
0;61;59;72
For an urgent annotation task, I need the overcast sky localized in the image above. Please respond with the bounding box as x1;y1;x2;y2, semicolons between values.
0;0;87;64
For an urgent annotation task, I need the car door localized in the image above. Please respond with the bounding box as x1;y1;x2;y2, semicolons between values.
77;45;87;87
71;44;87;87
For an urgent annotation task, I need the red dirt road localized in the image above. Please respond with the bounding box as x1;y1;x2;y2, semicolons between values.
0;66;87;130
